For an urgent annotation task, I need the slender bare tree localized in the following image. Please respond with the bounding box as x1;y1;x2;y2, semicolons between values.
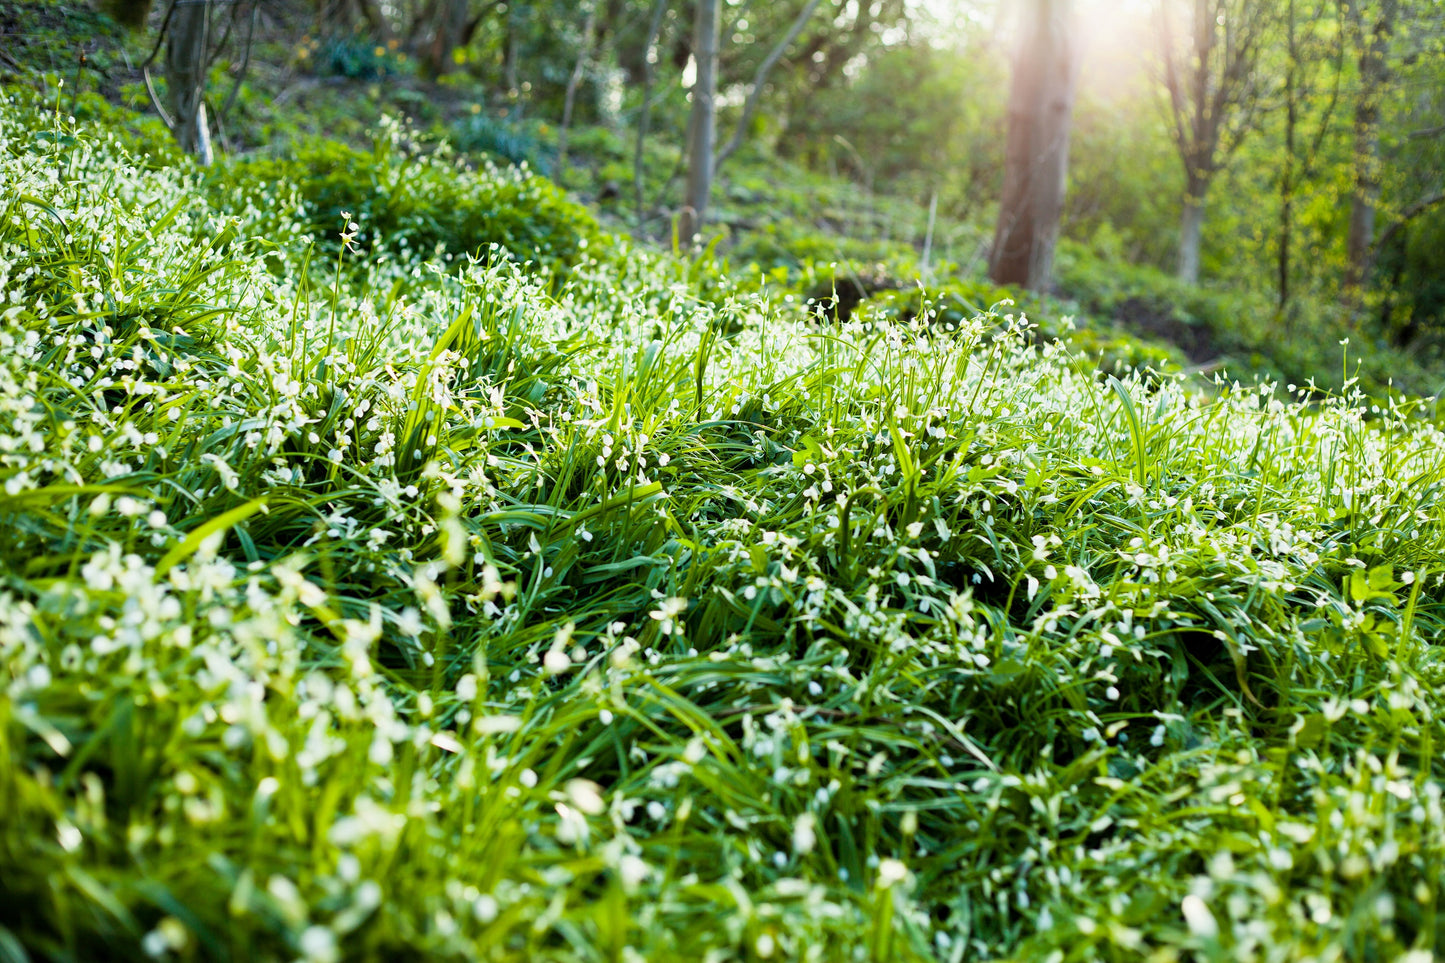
989;0;1078;291
555;0;601;187
632;0;669;231
714;0;825;171
1276;0;1344;309
1158;0;1277;284
1342;0;1399;302
677;0;719;243
155;0;214;165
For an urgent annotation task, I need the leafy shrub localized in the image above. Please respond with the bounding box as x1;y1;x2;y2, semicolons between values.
449;113;550;174
1054;242;1444;398
860;279;1182;376
218;122;605;272
312;34;412;80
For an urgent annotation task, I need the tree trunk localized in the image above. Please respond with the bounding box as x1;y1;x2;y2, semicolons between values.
555;2;599;187
678;0;719;243
989;0;1077;291
1277;0;1296;308
356;0;393;42
104;0;153;30
504;1;520;99
1344;0;1397;299
166;0;214;165
421;0;471;76
633;0;668;233
1178;195;1204;285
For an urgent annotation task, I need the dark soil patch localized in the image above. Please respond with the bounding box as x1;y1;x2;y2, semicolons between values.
805;273;899;323
1113;296;1220;364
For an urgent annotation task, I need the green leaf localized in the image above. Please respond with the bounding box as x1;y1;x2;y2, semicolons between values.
155;498;269;577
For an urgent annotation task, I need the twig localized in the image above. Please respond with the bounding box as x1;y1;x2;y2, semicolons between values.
218;0;259;120
714;0;824;172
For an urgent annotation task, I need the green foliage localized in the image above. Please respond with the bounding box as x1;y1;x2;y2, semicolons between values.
449;112;551;174
1065;96;1183;271
728;222;921;281
1054;242;1443;399
4;98;1445;963
861;278;1183;378
218;122;603;272
311;34;414;81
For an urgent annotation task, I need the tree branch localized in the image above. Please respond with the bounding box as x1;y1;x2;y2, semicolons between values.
714;0;825;172
1374;190;1445;255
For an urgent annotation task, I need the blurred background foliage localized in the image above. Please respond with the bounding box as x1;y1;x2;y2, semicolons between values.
1;0;1441;396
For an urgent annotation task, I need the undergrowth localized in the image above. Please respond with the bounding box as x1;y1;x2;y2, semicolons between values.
1;91;1444;963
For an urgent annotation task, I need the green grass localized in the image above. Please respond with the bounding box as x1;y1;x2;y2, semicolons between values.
2;79;1445;963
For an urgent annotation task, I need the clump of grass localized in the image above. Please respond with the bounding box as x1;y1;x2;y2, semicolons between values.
1;96;1443;963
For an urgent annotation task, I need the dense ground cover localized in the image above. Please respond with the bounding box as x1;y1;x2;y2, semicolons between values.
3;82;1445;963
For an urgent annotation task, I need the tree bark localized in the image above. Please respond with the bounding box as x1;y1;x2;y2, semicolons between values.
633;0;669;232
419;0;472;76
166;0;214;165
678;0;719;243
105;0;154;29
504;1;520;98
555;1;600;187
356;0;393;42
1178;195;1205;285
1343;0;1397;299
989;0;1077;291
1159;0;1277;285
1277;0;1296;307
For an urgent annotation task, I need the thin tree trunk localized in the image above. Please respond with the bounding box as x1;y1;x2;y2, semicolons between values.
1178;195;1204;285
105;0;153;29
352;0;392;40
1277;0;1296;308
421;0;471;77
989;0;1077;291
1344;0;1397;301
678;0;719;243
166;0;214;165
633;0;668;233
504;1;519;99
714;0;824;172
555;1;600;187
1365;190;1445;284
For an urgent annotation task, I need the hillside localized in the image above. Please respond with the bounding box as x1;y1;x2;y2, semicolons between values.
3;4;1445;962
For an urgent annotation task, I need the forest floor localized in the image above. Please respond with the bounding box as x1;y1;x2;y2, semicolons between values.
2;4;1444;962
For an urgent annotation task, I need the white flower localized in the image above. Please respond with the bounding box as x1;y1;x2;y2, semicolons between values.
543;648;571;675
650;597;687;635
618;854;650;888
566;779;606;815
1181;895;1218;938
876;858;908;888
792;812;817;855
299;925;338;963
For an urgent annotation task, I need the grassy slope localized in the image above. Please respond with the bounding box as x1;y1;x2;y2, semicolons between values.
3;8;1445;963
12;0;1444;400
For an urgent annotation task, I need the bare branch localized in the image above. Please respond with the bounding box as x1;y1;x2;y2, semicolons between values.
714;0;826;171
1374;190;1445;254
